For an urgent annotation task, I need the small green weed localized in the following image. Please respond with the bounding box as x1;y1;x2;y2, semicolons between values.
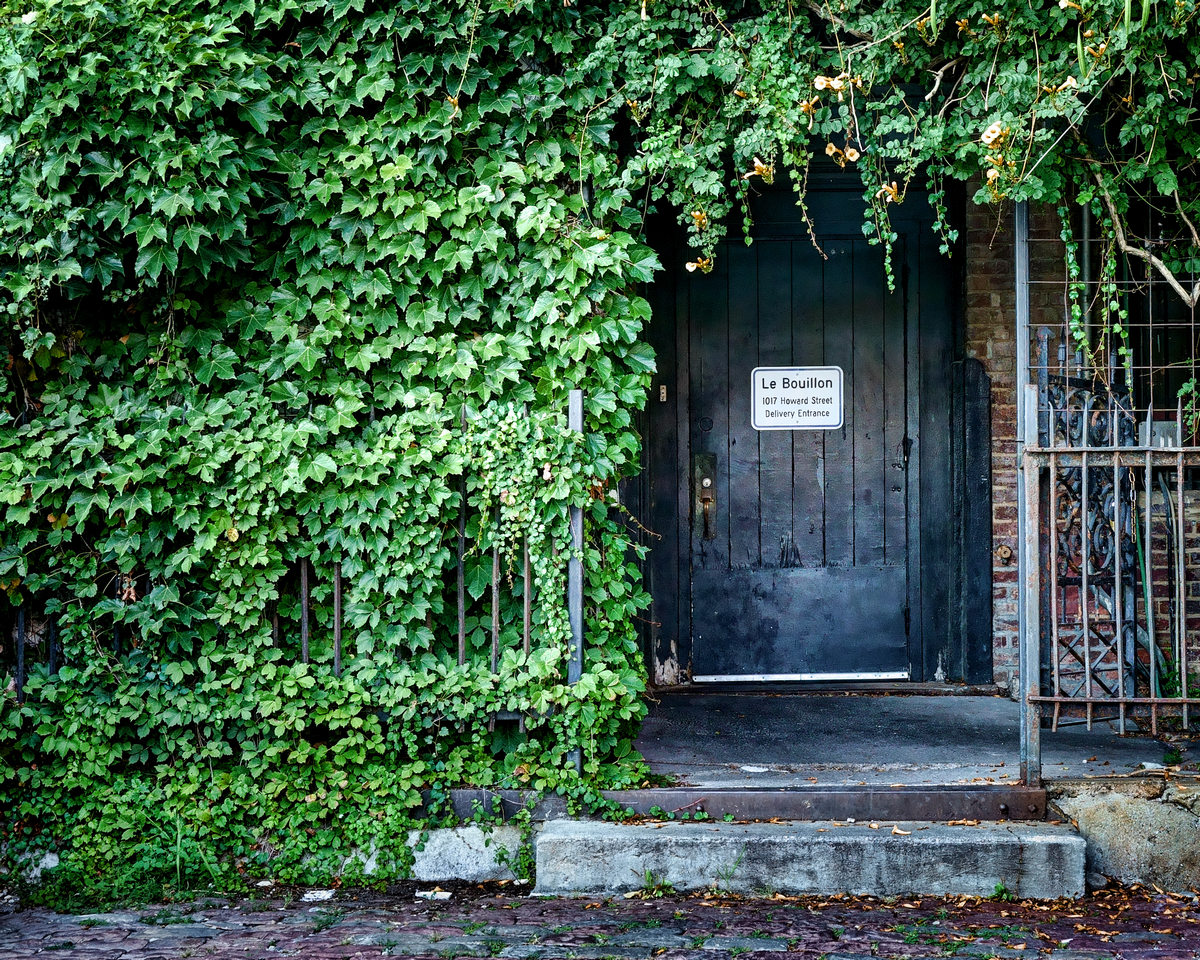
633;869;675;898
312;907;347;933
138;908;193;926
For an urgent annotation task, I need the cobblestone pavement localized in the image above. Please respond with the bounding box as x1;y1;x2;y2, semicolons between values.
3;882;1199;959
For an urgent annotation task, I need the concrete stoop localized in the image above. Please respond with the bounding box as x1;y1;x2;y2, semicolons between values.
533;820;1085;900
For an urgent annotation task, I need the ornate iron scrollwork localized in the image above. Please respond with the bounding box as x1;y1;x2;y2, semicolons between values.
1043;377;1140;698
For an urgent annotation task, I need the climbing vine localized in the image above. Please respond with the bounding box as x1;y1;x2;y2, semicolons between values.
0;0;1198;903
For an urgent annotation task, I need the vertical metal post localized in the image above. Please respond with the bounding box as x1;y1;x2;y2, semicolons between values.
490;530;500;674
568;389;585;775
47;617;58;677
300;558;310;664
16;605;26;705
523;538;532;658
333;561;342;677
1015;201;1042;784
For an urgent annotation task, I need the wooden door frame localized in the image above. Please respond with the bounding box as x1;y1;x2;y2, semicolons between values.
635;169;989;686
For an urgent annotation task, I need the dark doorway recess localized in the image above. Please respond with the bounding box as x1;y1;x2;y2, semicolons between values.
637;170;991;685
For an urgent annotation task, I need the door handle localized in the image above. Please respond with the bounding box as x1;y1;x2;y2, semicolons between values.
692;452;717;541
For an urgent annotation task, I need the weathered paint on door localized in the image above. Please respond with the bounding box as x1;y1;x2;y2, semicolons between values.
639;173;991;686
687;237;912;680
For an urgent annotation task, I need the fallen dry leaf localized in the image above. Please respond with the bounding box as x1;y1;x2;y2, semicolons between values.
892;826;911;835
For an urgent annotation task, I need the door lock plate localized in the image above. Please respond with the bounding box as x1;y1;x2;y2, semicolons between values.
692;452;717;540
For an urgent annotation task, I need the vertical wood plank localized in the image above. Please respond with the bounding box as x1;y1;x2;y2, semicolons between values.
673;265;692;670
756;241;794;566
963;358;993;683
689;256;730;570
726;243;760;569
883;238;908;565
918;229;954;680
904;226;925;678
853;239;887;567
791;239;827;566
823;238;855;567
643;249;681;680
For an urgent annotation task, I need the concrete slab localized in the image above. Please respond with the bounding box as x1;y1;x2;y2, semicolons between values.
637;692;1169;787
533;819;1085;899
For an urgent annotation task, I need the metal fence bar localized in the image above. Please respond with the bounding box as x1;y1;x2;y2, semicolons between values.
300;558;310;664
457;410;467;667
15;605;26;705
1049;451;1062;731
522;538;531;658
1081;449;1093;730
333;561;343;677
1144;451;1157;726
1177;445;1189;728
490;532;500;675
1113;449;1126;734
47;616;58;677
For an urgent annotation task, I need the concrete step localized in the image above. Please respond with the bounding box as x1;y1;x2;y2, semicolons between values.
534;820;1084;900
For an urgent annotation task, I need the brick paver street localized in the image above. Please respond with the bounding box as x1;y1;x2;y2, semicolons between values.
3;882;1198;959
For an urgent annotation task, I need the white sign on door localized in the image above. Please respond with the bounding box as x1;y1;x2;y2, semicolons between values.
751;366;844;431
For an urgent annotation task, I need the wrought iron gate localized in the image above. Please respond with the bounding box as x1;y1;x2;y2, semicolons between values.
1018;204;1200;782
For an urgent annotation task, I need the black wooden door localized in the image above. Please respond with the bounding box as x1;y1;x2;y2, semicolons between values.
686;237;912;680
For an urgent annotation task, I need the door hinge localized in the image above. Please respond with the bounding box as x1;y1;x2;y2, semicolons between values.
903;606;911;636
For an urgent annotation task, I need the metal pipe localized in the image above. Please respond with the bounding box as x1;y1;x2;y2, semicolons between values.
1022;441;1042;784
1015;201;1042;784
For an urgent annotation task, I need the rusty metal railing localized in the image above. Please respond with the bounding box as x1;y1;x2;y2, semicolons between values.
4;393;589;750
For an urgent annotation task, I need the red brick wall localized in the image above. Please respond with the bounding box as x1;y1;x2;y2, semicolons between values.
963;199;1065;688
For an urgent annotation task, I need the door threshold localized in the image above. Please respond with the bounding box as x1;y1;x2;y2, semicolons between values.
651;681;1007;696
692;671;910;683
